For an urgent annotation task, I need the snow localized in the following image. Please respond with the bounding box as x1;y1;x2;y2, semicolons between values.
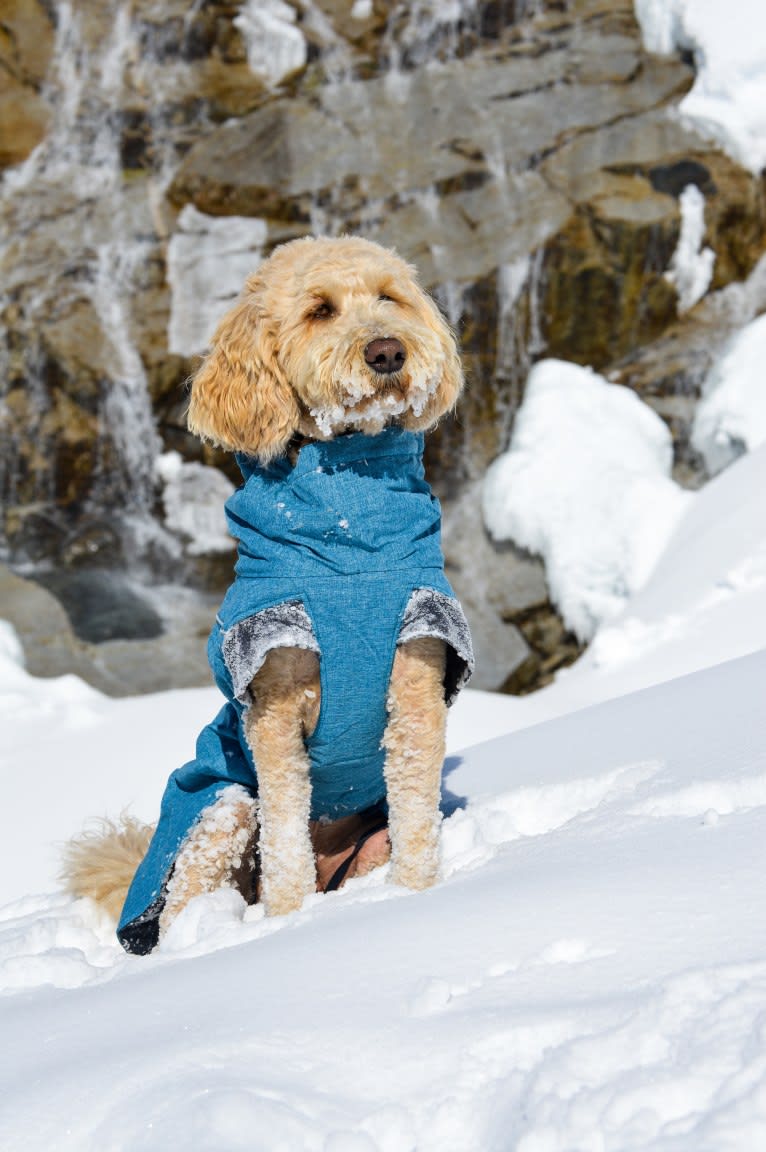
310;368;441;436
234;0;307;87
167;205;268;356
3;3;765;1143
664;183;716;312
634;0;766;173
482;359;691;640
507;442;766;726
2;413;766;1146
4;8;766;1130
691;312;766;475
156;451;235;555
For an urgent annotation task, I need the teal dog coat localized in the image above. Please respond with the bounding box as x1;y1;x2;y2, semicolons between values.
118;428;473;953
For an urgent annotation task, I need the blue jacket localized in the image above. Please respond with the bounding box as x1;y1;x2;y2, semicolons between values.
118;428;472;953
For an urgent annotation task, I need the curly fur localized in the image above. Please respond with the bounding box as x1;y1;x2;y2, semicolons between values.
188;235;463;460
62;235;465;937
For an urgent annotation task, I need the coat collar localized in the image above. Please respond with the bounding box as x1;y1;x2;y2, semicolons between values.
236;427;424;483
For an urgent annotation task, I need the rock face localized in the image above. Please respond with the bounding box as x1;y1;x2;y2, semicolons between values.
0;0;54;168
1;0;764;693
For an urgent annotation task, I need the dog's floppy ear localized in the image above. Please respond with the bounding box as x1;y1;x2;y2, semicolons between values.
187;275;300;464
404;294;465;431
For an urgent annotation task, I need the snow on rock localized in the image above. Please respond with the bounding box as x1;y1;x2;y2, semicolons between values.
234;0;307;87
665;183;716;312
515;442;766;725
691;311;766;475
167;204;268;356
350;0;373;19
482;359;691;640
156;451;235;555
634;0;766;173
634;0;686;54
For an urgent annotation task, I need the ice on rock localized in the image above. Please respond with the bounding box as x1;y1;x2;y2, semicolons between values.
234;0;307;87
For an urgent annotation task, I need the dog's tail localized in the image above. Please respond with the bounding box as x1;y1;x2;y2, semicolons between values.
60;814;154;922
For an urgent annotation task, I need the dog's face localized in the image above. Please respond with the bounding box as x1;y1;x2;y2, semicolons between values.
188;236;464;462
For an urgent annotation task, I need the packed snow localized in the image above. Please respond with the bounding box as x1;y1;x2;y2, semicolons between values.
634;0;766;173
482;359;691;641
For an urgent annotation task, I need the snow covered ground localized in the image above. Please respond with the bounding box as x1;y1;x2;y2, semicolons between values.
1;430;765;1148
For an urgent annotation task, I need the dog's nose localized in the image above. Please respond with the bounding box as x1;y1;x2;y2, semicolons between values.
364;337;407;375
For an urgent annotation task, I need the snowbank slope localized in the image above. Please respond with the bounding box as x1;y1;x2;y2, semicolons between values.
1;649;764;1150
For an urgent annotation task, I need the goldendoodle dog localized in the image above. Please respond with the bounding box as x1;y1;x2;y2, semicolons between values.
63;235;473;953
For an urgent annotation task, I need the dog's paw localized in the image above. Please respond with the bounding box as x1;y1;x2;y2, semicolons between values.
260;845;316;917
262;885;312;917
389;854;439;892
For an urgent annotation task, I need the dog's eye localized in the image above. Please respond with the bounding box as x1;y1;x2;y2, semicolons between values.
309;300;336;320
378;293;396;304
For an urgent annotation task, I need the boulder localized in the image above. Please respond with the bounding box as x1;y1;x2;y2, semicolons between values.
0;563;213;696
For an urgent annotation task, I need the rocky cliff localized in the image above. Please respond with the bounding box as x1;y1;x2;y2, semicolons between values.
1;0;764;693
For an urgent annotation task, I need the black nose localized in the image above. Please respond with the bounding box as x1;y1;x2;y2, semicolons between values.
364;337;407;375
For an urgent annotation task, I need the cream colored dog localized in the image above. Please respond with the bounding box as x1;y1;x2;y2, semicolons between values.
63;235;470;944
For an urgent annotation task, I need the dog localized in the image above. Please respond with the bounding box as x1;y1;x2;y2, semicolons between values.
63;235;473;953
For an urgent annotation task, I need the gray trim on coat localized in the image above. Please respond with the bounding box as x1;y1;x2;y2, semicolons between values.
221;588;473;709
222;600;320;705
399;587;474;705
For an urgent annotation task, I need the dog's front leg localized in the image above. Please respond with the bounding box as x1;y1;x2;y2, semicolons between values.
383;636;447;891
244;647;320;916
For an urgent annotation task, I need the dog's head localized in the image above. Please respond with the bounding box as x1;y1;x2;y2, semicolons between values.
187;235;464;463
